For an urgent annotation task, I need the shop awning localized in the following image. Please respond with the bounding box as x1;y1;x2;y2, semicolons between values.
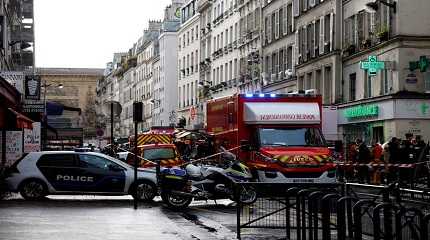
46;101;81;116
8;108;34;129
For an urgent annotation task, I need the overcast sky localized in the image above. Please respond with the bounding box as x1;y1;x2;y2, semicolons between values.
35;0;171;69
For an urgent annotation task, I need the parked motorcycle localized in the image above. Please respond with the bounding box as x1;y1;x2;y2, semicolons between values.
159;158;257;209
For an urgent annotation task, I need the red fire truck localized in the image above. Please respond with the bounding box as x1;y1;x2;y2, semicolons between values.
206;93;336;183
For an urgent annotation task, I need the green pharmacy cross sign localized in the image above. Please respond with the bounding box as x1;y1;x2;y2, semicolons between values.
422;103;430;115
360;56;385;76
409;56;430;72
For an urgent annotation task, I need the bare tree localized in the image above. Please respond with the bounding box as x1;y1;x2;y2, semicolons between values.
83;87;97;137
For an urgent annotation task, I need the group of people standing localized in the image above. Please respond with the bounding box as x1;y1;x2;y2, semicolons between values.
345;133;429;184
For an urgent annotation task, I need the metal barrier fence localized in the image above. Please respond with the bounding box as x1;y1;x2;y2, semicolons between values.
235;183;430;240
337;161;430;190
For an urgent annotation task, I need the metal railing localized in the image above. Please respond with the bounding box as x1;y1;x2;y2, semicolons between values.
235;182;430;240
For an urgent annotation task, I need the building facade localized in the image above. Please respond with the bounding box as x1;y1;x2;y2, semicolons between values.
261;0;296;93
154;1;184;127
238;0;262;94
39;68;104;140
177;0;200;129
0;0;35;72
210;0;241;99
337;0;430;144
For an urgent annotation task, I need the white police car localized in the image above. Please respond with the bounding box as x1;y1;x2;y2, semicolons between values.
5;151;158;201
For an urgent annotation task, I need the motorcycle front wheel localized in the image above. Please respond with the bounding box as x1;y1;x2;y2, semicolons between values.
161;192;192;209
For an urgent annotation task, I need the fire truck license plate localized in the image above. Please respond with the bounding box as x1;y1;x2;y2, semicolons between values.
292;179;314;183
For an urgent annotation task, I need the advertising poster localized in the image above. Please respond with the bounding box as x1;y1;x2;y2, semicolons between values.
24;122;41;153
0;131;23;167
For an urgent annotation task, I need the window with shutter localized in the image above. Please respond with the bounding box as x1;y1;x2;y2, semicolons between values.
264;17;268;44
268;14;272;43
310;0;315;7
329;13;334;51
283;5;288;35
319;16;324;55
279;48;284;73
303;26;308;61
288;4;293;33
324;14;330;51
272;12;276;41
275;10;279;39
311;22;315;58
303;0;308;12
249;12;254;34
295;31;299;65
293;0;299;17
255;7;260;31
287;46;293;70
370;12;376;40
357;11;365;50
279;8;283;38
315;20;320;56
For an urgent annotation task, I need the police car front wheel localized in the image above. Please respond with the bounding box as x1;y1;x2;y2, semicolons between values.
19;179;47;200
131;181;156;202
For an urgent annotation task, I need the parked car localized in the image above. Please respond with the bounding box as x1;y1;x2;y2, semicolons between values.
5;151;157;201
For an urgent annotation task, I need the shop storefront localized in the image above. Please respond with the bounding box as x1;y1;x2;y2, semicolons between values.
0;76;35;167
338;93;430;145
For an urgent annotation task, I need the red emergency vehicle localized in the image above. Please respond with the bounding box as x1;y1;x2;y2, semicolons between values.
206;93;336;183
128;127;182;168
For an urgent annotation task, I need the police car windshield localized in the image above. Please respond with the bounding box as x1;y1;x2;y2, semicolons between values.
87;152;131;168
143;148;175;160
258;128;326;147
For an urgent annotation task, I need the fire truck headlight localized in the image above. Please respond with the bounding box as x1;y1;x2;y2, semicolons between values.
261;155;277;163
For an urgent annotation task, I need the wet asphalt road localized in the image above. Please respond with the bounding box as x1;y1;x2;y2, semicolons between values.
0;195;238;240
0;195;283;240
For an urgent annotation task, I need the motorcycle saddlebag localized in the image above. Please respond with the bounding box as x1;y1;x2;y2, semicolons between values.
160;168;188;189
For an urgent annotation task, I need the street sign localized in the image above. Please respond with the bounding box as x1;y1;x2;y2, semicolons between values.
24;75;41;100
406;73;418;84
102;101;122;117
96;128;104;137
360;56;385;76
22;101;45;113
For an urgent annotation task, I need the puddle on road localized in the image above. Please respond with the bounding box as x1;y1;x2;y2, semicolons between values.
181;212;217;233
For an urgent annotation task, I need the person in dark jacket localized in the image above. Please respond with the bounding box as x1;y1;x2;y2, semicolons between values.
388;137;401;163
401;133;415;164
356;138;370;183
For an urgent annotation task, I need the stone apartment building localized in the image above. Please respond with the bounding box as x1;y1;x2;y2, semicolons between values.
261;0;296;93
337;0;430;144
177;0;200;129
210;0;241;100
238;0;262;94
